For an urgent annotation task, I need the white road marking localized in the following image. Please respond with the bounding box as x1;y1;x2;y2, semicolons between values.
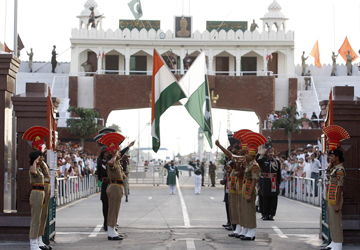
176;178;191;228
272;226;288;238
210;197;214;200
89;225;102;237
148;196;152;199
186;239;196;250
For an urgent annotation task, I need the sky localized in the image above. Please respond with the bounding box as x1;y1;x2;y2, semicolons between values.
1;0;360;159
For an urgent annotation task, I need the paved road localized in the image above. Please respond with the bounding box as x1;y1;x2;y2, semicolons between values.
1;174;358;249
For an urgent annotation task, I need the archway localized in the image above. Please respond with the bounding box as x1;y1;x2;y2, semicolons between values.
106;107;260;163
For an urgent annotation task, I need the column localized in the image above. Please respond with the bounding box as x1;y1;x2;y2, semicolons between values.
97;47;102;74
263;49;268;75
125;47;130;75
208;49;214;76
236;48;241;76
180;48;185;75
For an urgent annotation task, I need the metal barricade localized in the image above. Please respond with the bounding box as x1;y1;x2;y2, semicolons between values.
128;165;165;185
284;176;321;206
56;174;98;206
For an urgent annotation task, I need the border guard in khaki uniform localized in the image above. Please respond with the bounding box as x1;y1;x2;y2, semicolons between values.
322;125;350;250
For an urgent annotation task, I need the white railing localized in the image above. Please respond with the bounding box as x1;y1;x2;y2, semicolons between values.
71;28;295;41
263;118;324;130
56;174;99;206
56;117;105;127
310;77;322;114
284;176;322;206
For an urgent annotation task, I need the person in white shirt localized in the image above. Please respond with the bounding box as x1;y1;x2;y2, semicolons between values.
309;154;321;196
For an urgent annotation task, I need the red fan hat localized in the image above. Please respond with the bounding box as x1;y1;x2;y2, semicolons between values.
242;132;267;156
22;126;50;152
322;125;350;151
233;129;252;151
98;132;125;154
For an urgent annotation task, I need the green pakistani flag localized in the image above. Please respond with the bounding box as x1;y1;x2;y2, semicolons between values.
128;0;143;20
179;51;213;148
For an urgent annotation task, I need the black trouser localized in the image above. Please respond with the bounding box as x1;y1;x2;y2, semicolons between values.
258;194;263;214
101;182;109;228
224;193;230;224
262;195;278;217
102;200;108;228
52;62;56;72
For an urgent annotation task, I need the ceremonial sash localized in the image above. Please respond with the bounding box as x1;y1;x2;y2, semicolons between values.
327;183;337;205
229;176;236;194
244;179;252;199
237;177;243;194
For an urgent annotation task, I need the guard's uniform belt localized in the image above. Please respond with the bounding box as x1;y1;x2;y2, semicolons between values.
102;177;109;183
261;173;277;178
111;179;123;185
32;184;45;190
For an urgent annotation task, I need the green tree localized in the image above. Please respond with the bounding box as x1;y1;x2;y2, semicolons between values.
108;123;121;133
66;107;103;149
271;105;311;155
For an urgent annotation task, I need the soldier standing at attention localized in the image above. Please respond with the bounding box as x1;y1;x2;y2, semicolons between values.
215;140;242;236
331;52;339;76
301;51;308;76
164;160;179;194
240;132;267;241
191;159;203;194
256;147;281;221
209;161;217;187
22;126;50;250
51;45;57;73
97;146;109;231
201;160;205;187
98;133;129;240
321;125;350;250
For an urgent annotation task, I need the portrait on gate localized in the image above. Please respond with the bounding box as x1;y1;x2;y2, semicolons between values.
175;16;192;38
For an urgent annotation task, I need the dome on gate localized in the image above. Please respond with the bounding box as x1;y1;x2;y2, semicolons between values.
84;0;98;9
268;0;282;12
263;0;286;19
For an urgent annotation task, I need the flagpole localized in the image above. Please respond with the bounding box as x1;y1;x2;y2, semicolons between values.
333;4;335;52
11;0;18;211
13;0;18;57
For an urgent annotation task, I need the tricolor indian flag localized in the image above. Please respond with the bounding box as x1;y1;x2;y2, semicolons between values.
151;49;186;152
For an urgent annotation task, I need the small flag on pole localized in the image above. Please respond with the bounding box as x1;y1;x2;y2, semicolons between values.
338;36;358;62
310;40;321;68
128;0;143;20
4;43;13;53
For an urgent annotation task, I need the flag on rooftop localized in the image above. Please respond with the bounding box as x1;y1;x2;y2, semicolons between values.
17;34;24;52
338;36;358;63
151;49;186;152
310;40;321;68
179;51;213;148
128;0;143;20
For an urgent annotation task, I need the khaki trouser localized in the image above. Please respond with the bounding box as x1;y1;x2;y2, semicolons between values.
30;190;44;239
242;194;256;229
39;184;51;236
328;196;344;242
106;184;123;227
237;194;243;226
229;194;240;225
